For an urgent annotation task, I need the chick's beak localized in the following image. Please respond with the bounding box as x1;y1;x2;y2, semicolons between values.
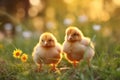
68;35;73;41
44;41;47;45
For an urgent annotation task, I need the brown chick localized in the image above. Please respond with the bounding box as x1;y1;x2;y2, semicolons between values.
32;32;62;71
63;26;95;67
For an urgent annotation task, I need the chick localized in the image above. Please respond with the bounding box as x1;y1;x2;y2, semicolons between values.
32;32;62;71
63;26;95;67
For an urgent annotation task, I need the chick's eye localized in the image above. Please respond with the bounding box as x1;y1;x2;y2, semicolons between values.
42;40;44;42
73;33;78;36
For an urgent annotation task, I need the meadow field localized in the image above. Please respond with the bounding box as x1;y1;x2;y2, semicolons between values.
0;24;120;80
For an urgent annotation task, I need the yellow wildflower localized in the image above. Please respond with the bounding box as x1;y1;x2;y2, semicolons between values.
13;49;22;58
21;53;28;62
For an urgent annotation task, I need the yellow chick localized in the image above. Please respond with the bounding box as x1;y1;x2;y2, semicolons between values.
63;26;95;67
32;32;62;71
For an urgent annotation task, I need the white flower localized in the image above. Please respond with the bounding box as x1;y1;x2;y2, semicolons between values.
22;31;32;39
93;24;101;31
78;15;88;23
16;25;22;32
46;21;55;29
63;18;73;26
4;23;13;31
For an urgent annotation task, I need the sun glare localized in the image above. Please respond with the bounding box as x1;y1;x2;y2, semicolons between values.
29;0;41;6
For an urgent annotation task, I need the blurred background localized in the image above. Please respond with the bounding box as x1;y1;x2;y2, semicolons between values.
0;0;120;50
0;0;120;79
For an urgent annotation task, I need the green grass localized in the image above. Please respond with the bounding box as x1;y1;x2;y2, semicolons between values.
0;32;120;80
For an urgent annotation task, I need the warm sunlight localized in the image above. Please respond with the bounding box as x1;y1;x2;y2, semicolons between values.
0;0;120;80
29;0;41;6
113;0;120;6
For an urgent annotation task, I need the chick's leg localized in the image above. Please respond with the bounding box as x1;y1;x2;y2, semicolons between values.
35;63;42;72
38;64;42;71
73;60;77;68
51;64;57;71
